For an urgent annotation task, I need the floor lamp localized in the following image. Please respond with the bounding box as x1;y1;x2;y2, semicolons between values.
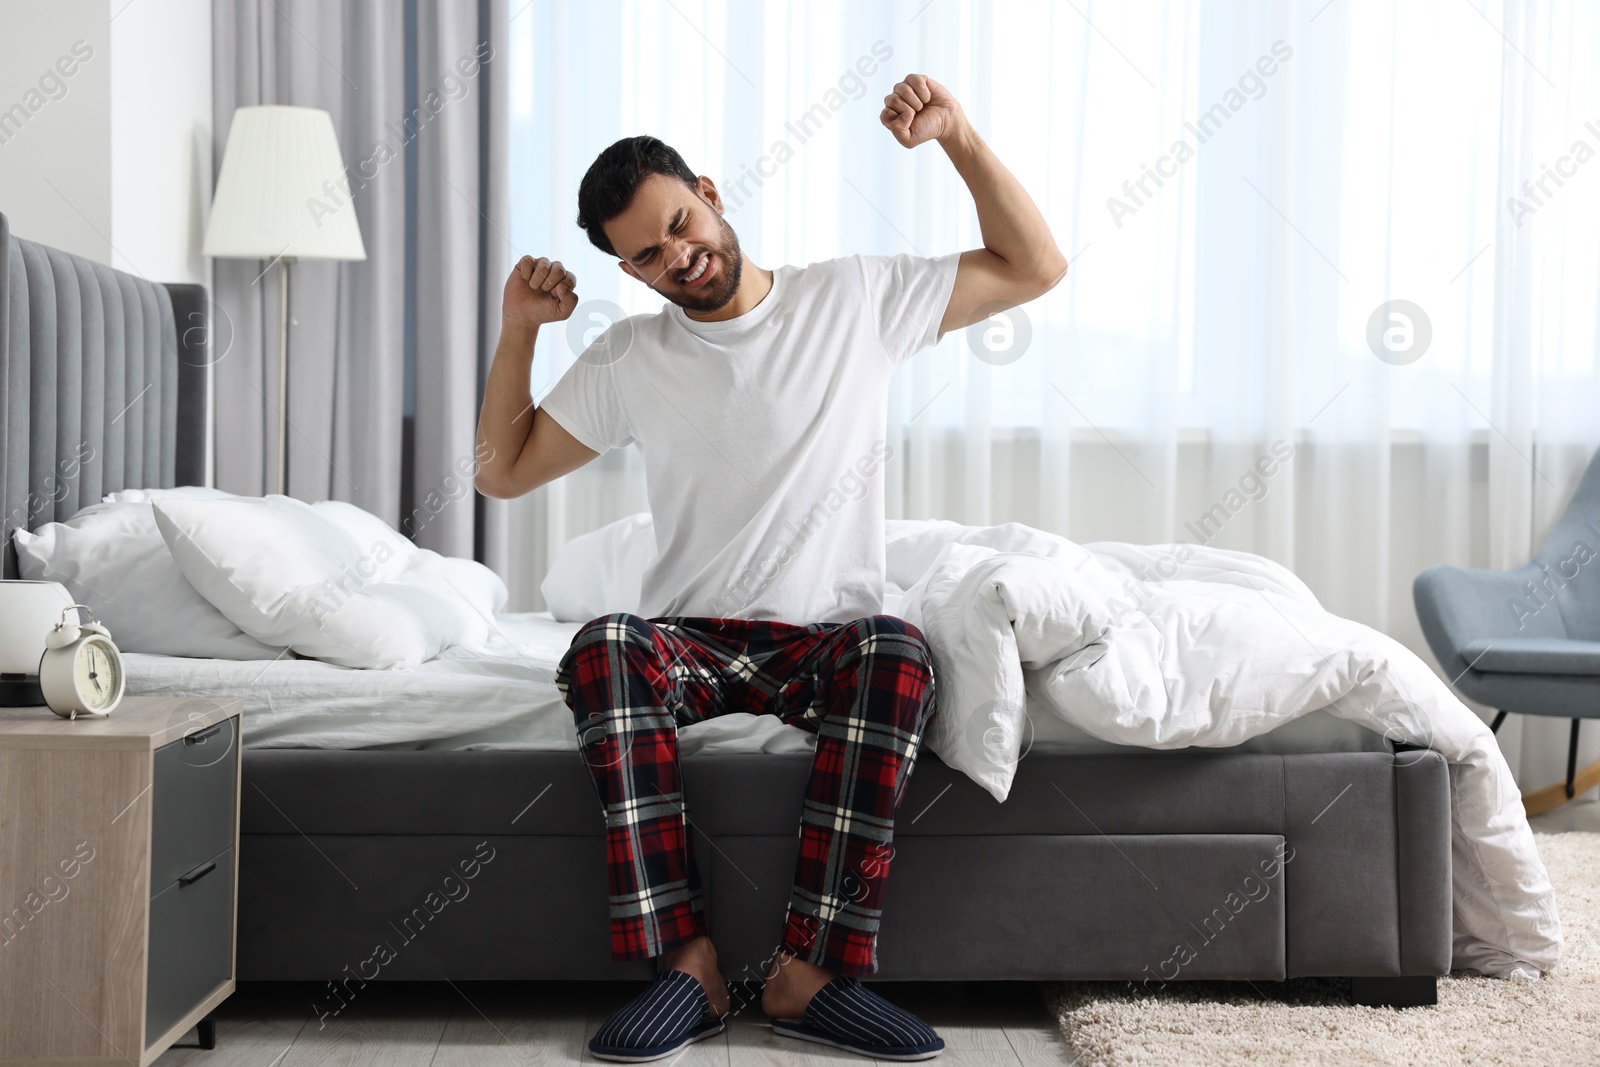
202;106;366;495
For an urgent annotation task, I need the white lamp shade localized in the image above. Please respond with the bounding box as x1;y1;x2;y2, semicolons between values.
203;106;367;261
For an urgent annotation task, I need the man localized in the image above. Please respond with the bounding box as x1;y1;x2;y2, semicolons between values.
475;73;1065;1062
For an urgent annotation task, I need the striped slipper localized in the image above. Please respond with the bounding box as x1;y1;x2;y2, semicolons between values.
588;969;726;1062
771;977;945;1061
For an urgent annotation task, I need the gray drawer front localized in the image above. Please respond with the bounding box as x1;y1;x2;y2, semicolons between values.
151;716;237;892
146;846;233;1047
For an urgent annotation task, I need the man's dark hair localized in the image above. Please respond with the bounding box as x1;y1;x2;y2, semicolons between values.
576;136;699;258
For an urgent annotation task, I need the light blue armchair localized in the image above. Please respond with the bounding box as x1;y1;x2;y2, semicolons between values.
1414;448;1600;805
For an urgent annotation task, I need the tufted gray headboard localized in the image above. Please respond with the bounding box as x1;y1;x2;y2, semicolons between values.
0;212;211;577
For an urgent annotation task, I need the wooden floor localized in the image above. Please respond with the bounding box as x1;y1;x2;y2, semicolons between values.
153;979;1075;1067
1528;792;1600;833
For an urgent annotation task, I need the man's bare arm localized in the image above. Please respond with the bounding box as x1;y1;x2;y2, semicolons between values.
474;257;600;500
880;74;1068;339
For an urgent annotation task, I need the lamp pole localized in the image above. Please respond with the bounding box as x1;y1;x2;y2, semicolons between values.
276;257;293;496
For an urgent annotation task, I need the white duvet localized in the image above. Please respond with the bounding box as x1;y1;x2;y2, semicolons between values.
886;520;1563;980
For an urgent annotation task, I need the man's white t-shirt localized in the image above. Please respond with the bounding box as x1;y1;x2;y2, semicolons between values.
539;251;960;624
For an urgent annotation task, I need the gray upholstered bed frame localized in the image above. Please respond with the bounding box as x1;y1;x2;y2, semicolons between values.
1;215;1450;1008
0;216;208;577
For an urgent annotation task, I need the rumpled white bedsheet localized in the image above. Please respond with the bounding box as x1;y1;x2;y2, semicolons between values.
886;520;1563;980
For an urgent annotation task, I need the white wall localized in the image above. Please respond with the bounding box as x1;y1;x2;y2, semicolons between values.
110;0;212;284
0;0;211;285
0;1;112;262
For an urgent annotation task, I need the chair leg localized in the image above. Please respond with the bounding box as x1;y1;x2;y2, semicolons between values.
1567;719;1582;800
1490;710;1508;734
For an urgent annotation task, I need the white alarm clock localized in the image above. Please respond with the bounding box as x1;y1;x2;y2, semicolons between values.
38;605;125;719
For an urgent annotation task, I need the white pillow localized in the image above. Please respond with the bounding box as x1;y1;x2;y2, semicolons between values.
12;501;283;660
311;499;417;582
151;495;506;669
393;548;510;620
102;485;235;505
111;486;417;577
306;499;507;617
541;513;657;622
301;499;506;616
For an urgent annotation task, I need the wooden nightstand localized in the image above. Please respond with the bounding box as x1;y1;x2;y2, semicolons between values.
0;695;242;1066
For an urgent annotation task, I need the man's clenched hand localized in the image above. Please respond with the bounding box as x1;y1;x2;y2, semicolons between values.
504;255;578;328
879;73;966;149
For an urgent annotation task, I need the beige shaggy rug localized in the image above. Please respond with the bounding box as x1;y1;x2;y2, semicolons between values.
1043;832;1600;1066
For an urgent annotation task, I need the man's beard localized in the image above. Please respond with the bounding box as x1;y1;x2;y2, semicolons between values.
660;216;745;314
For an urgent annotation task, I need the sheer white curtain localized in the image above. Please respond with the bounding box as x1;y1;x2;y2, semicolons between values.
502;0;1600;793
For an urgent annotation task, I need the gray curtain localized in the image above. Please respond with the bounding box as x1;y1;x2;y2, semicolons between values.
210;0;510;575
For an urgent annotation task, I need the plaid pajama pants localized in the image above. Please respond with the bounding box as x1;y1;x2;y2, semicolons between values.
555;611;936;978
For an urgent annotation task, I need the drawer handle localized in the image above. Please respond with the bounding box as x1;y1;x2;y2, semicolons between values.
178;860;217;887
184;723;223;746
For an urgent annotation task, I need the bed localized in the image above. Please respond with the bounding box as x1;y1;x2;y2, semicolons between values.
0;214;1451;1006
